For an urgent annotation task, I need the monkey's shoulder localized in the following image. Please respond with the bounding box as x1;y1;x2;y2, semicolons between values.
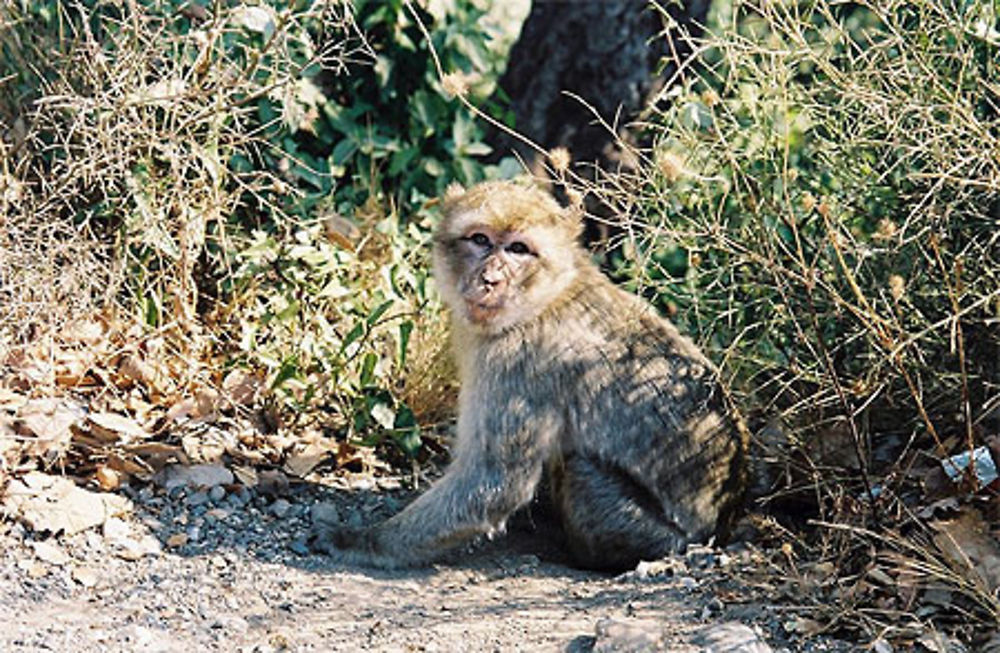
570;276;712;366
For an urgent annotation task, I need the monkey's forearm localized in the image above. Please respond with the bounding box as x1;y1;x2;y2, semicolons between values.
333;459;542;568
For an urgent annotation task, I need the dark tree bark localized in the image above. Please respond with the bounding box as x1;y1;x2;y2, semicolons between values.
491;0;711;171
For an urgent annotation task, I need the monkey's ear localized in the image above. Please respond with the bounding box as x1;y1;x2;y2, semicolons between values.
443;182;466;208
565;188;585;215
561;189;586;240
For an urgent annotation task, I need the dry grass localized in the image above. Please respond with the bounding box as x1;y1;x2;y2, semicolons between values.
1;0;366;346
551;0;1000;642
0;2;457;455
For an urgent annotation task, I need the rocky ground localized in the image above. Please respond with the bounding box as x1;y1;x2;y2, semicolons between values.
0;466;857;652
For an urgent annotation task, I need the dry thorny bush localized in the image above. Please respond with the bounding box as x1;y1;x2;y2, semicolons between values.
555;0;1000;644
2;1;365;340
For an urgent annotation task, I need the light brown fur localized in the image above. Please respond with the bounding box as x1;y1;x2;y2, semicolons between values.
312;180;745;571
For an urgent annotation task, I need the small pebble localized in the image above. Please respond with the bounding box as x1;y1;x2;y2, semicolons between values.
270;499;291;519
700;596;724;618
289;538;310;556
310;502;340;525
186;491;209;507
209;486;226;503
693;622;773;653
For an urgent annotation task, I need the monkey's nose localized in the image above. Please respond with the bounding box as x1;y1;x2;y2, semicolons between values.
480;271;504;286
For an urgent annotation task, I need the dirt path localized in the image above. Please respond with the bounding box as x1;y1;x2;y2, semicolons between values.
0;472;847;652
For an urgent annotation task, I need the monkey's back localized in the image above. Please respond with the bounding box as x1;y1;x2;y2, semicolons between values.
529;265;745;547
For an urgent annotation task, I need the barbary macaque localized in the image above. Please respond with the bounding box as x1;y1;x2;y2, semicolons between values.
312;180;745;571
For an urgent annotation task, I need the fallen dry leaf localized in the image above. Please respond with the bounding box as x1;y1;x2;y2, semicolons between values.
195;388;220;418
165;397;197;423
180;428;229;463
53;347;98;386
323;213;361;251
15;398;81;457
284;440;332;478
18;558;48;579
87;412;148;443
0;416;19;465
232;465;258;487
0;388;27;411
123;442;187;472
931;508;1000;593
95;465;121;491
222;369;262;407
59;317;107;347
117;353;175;397
71;565;99;587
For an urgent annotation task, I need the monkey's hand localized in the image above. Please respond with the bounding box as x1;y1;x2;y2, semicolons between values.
308;520;408;569
308;520;370;553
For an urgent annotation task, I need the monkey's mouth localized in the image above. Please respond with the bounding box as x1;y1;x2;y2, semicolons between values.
465;300;504;324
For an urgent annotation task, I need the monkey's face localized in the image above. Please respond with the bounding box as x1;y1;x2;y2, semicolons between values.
452;225;542;326
434;185;580;333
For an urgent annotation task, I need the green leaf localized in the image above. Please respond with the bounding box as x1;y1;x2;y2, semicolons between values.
366;299;394;326
144;295;160;327
359;352;378;387
276;300;300;322
375;55;393;87
411;90;440;134
462;142;492;156
452;112;476;149
272;357;300;390
388;147;419;176
341;321;365;352
322;103;359;135
331;138;358;166
423;158;444;176
370;402;396;430
398;320;413;368
393;406;421;456
455;157;480;185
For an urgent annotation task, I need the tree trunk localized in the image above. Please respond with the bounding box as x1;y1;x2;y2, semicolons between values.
492;0;711;171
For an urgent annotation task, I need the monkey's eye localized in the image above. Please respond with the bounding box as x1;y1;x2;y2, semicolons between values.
506;241;532;255
466;233;491;248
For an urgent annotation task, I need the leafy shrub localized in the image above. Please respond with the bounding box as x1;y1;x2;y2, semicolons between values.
311;0;513;211
0;0;512;457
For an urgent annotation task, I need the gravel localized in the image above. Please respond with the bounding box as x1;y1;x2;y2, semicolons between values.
0;475;859;652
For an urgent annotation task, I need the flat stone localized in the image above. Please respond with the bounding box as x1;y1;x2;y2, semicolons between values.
155;464;233;490
692;622;773;653
2;472;133;536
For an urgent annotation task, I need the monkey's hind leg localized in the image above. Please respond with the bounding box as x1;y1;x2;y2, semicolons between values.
552;456;685;572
